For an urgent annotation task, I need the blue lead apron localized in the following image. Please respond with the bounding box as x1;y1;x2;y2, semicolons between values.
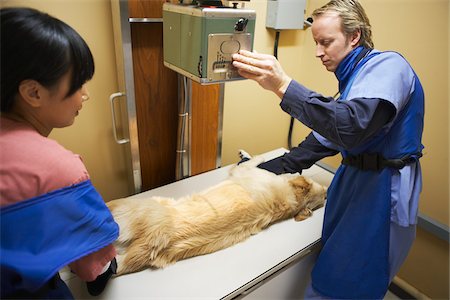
1;180;119;296
311;51;424;299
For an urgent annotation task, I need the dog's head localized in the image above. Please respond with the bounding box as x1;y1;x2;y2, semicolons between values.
288;175;327;221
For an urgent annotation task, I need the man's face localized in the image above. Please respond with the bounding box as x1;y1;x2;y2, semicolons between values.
312;12;359;72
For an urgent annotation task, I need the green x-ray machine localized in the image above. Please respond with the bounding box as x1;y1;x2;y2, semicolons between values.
163;2;256;84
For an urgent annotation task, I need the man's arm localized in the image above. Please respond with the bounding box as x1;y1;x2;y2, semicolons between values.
281;80;396;149
258;132;339;174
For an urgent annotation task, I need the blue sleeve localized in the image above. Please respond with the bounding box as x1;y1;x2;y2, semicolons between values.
346;52;415;114
280;80;395;150
258;132;339;174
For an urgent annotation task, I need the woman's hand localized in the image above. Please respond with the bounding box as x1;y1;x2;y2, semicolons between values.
69;244;116;281
232;50;292;99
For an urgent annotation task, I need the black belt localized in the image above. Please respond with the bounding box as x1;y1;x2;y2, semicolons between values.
341;152;422;171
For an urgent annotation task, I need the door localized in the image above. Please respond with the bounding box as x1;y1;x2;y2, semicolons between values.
111;0;223;193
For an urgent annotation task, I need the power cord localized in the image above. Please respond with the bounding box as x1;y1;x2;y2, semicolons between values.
275;17;314;150
273;30;295;150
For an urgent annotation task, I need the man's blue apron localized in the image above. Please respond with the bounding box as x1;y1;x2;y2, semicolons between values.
311;49;424;299
1;180;119;296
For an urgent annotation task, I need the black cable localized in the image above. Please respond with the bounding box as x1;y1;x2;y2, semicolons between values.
274;30;280;59
273;30;295;150
287;116;294;150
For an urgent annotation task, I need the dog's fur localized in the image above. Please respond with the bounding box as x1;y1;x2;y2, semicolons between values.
107;155;327;276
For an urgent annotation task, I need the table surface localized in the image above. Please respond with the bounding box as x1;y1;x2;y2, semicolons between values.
65;148;334;300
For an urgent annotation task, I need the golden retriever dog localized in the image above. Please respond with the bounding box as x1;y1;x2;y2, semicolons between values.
107;154;327;276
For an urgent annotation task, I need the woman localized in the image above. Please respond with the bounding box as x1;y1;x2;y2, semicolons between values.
1;7;118;299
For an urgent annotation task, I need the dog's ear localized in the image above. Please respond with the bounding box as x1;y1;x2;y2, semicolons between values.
288;176;312;198
289;177;314;222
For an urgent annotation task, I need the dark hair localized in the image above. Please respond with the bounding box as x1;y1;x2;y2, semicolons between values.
0;7;95;112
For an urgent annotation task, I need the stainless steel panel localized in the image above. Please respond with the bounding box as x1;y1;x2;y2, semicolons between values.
109;92;130;145
129;18;163;23
207;33;251;82
119;0;142;192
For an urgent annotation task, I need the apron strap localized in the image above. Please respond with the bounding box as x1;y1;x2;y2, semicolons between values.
341;152;422;171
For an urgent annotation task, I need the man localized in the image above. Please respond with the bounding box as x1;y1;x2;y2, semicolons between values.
232;0;424;298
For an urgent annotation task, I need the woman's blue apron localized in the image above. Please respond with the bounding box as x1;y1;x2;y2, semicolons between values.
1;180;119;297
311;51;424;299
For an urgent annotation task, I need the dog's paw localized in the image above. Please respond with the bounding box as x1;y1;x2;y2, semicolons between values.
238;149;252;160
294;207;313;222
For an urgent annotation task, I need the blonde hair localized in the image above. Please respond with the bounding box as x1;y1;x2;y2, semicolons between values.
312;0;374;48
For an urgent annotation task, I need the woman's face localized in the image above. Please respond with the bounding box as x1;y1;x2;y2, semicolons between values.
39;71;89;130
312;12;359;72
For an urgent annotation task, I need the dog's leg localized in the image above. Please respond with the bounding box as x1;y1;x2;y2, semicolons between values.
112;199;175;275
116;230;173;275
235;154;265;168
294;207;313;221
238;149;252;160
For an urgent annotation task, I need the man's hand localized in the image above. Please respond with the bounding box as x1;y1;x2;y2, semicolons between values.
232;50;292;99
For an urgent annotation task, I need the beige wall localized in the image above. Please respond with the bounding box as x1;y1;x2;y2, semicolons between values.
222;0;449;298
1;0;132;201
2;0;448;297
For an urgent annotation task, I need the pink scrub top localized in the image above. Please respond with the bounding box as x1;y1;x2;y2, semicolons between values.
0;116;116;281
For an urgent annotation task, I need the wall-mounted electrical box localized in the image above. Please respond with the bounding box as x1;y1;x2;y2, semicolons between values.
163;3;256;84
266;0;307;30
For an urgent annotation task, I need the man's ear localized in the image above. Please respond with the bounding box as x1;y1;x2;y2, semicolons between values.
350;30;361;47
18;80;43;108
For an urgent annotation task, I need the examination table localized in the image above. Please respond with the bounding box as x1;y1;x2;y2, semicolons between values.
63;148;334;299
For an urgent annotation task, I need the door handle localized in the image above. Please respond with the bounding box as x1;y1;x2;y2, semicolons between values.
109;92;130;144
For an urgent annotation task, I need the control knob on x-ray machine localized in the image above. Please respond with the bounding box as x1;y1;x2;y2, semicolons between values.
235;18;249;31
